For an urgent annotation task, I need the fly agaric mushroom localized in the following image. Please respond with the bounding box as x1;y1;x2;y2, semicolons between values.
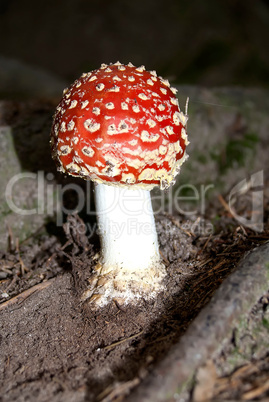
50;62;189;306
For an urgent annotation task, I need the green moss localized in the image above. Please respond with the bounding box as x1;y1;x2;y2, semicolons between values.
0;202;13;218
196;154;207;165
226;346;244;367
262;318;269;330
173;374;196;399
237;316;249;331
210;132;259;174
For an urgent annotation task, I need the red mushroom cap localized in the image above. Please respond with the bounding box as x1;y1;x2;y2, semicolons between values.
51;62;189;190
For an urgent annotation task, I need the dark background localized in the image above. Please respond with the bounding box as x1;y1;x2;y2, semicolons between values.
0;0;269;96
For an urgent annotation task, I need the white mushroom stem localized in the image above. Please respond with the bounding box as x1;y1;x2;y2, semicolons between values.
92;182;166;304
95;183;160;270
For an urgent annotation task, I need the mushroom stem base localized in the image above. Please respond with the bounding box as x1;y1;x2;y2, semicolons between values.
82;260;166;307
82;182;166;306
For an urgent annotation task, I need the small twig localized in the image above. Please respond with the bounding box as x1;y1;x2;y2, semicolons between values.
113;298;126;312
191;289;215;310
97;378;140;402
194;260;228;287
15;238;27;273
239;224;248;236
44;240;73;268
6;223;15;252
198;234;212;255
159;250;170;266
102;330;144;351
242;379;269;400
196;258;213;267
15;238;29;275
218;194;232;216
0;278;55;311
4;274;18;292
170;216;193;237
